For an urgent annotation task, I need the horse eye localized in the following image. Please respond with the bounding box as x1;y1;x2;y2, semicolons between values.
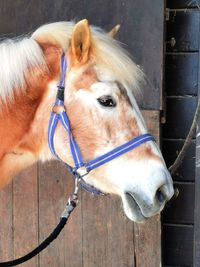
97;96;116;108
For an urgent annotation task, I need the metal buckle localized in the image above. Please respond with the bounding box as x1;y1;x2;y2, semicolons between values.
74;166;89;179
68;176;80;206
52;105;65;114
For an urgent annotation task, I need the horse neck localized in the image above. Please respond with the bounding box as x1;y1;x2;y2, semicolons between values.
0;44;62;159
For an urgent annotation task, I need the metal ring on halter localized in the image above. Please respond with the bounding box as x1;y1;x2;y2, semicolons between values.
73;166;89;179
61;176;80;219
73;175;80;197
52;105;66;114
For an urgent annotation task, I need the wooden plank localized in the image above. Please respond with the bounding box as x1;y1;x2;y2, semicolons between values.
64;172;83;267
38;160;83;267
82;194;135;267
163;225;194;266
167;0;200;8
163;96;197;139
163;182;195;224
134;111;161;267
162;139;196;181
165;53;198;96
166;10;200;52
13;164;38;267
142;110;161;141
134;216;161;267
38;161;66;267
0;183;13;262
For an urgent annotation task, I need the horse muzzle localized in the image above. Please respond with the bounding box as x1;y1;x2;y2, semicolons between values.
121;169;174;223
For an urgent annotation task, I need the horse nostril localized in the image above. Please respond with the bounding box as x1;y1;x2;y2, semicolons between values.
156;186;166;204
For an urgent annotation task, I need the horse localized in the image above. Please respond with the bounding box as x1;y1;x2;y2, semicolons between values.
0;19;174;223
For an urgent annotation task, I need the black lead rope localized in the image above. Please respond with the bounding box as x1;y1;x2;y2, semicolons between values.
0;218;69;267
0;179;79;267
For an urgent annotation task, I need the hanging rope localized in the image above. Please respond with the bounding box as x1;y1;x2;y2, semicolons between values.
169;99;200;175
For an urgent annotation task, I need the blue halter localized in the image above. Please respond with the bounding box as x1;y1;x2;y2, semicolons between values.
48;53;155;195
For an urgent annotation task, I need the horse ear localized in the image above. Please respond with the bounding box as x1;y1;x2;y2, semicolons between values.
108;24;120;38
71;19;91;65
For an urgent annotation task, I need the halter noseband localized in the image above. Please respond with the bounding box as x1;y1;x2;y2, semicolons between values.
48;53;155;195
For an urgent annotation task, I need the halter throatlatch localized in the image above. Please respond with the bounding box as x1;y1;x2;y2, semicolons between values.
48;53;155;195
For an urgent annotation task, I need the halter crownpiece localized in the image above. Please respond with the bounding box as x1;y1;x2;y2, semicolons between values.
48;53;155;195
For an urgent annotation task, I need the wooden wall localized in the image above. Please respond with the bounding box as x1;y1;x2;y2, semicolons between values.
0;0;164;110
0;112;161;267
162;1;200;266
0;1;165;266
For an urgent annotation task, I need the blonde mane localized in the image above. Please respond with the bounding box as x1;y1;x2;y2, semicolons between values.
32;21;144;93
0;38;46;101
0;21;144;102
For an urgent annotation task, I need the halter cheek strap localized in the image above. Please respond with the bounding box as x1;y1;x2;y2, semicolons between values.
48;99;84;170
48;53;155;196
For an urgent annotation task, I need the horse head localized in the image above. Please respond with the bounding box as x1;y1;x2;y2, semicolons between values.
0;20;174;222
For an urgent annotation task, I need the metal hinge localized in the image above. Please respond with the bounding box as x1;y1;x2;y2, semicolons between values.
165;8;170;21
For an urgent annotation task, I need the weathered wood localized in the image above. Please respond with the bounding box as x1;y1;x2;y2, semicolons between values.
163;182;195;224
165;53;198;96
134;110;161;267
163;96;197;139
0;183;13;262
64;173;83;267
13;164;38;267
134;216;161;267
163;225;194;266
82;193;135;267
38;161;83;267
166;10;200;52
0;0;164;110
38;161;68;267
142;110;160;141
162;139;195;181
